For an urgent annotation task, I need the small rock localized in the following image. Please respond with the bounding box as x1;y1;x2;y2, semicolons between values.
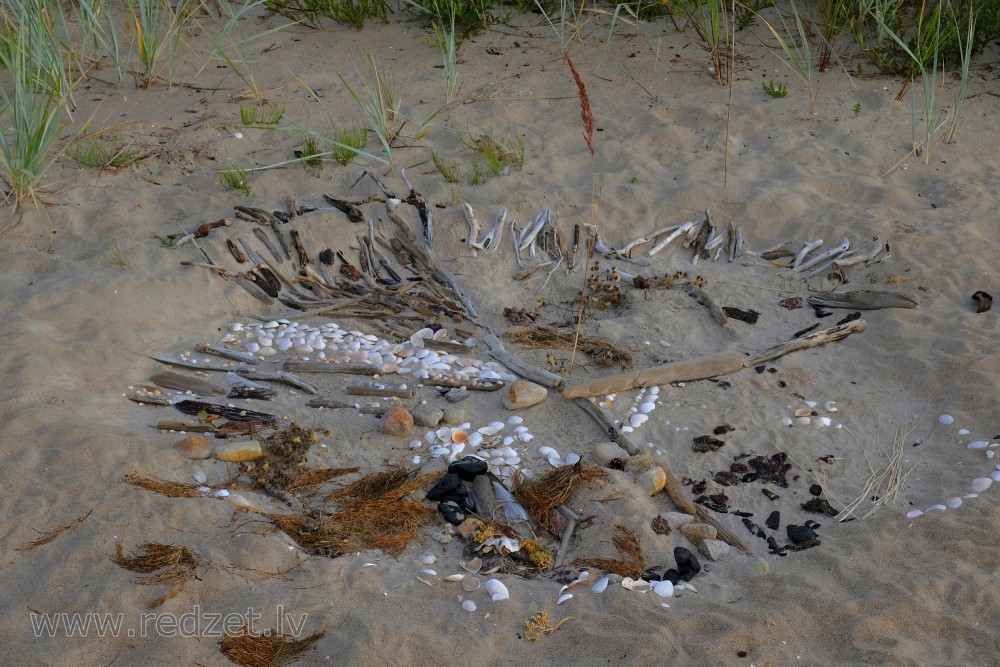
636;466;666;496
681;523;717;544
765;510;781;530
662;512;695;531
441;406;467;425
215;439;263;463
593;442;629;468
503;379;547;410
787;524;819;544
801;497;839;516
448;456;488;481
809;483;823;496
438;500;466;525
380;406;414;436
698;539;731;561
174;435;212;460
674;546;701;581
651;515;672;535
661;568;681;585
412;405;444;428
426;473;463;500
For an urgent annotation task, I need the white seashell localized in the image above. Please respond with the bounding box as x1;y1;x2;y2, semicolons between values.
461;558;482;573
246;342;260;354
547;456;563;468
621;577;652;593
565;452;581;465
824;401;838;412
946;497;963;509
486;579;509;601
478;423;503;437
992;471;1000;482
927;504;947;511
538;446;558;458
517;432;534;443
461;576;481;592
640;401;656;414
507;415;524;425
191;471;208;485
197;486;212;493
276;338;293;352
630;414;649;428
795;416;812;426
436;426;453;442
939;414;954;425
621;425;634;433
418;552;437;566
988;451;996;460
557;593;573;605
794;407;813;418
467;432;484;448
424;430;438;444
958;428;970;435
443;574;465;582
804;400;817;408
591;576;609;593
461;599;477;612
431;446;449;458
410;439;422;449
906;510;923;519
412;455;421;465
964;493;978;499
450;442;466;456
212;489;229;498
653;580;674;597
781;416;794;427
504;455;521;466
968;441;990;449
502;436;515;446
971;477;993;492
817;416;832;427
513;425;528;433
414;570;437;585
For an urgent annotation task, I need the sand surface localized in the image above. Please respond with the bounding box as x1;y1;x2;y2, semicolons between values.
2;7;1000;666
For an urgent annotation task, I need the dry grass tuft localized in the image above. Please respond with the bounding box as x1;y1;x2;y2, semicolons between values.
19;509;93;551
123;473;205;498
219;626;326;667
323;465;410;503
504;325;633;369
112;542;198;608
575;523;646;579
838;422;920;521
512;462;607;532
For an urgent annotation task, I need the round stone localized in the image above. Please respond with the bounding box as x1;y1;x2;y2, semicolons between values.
380;406;414;436
174;435;212;460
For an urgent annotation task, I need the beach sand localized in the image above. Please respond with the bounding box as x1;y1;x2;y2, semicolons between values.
2;8;999;666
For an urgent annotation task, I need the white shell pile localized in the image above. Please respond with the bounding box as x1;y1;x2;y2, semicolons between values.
222;320;516;387
779;399;842;429
550;570;693;610
906;415;999;520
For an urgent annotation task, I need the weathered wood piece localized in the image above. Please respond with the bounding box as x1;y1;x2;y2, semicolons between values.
149;371;226;396
562;352;744;399
282;360;379;375
744;319;867;366
195;344;257;364
685;284;728;326
345;381;417;398
150;353;246;372
154;420;216;432
173;400;278;424
237;370;319;394
484;334;566;390
807;290;918;310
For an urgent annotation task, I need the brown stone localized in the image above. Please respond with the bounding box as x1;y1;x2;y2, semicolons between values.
215;439;263;463
174;435;212;460
681;522;718;544
636;466;666;496
503;380;547;410
380;405;414;436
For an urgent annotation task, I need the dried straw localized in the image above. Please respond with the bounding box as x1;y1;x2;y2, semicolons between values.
286;466;360;492
219;626;326;667
112;542;198;608
123;473;205;498
837;422;920;521
504;325;633;368
512;462;607;532
574;523;645;579
323;465;410;503
19;509;93;551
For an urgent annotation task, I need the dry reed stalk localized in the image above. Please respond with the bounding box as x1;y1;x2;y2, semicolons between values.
574;523;645;579
19;509;93;550
504;325;633;368
112;542;198;608
512;462;607;531
123;473;205;498
564;53;594;157
837;422;919;521
219;626;326;667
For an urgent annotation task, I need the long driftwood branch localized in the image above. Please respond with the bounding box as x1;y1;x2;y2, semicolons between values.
744;319;867;366
562;352;744;399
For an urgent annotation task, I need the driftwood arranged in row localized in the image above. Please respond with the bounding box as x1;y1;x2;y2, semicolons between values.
752;235;889;279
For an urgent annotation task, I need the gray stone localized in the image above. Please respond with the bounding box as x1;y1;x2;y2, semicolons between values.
412;405;444;428
442;406;468;425
592;442;630;468
698;539;731;562
662;511;696;531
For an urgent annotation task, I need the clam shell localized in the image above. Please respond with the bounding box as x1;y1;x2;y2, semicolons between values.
461;599;477;612
461;576;481;592
557;593;573;605
565;452;581;465
460;557;482;573
906;510;923;519
418;551;437;566
414;569;437;585
794;407;813;418
591;576;609;593
443;574;465;582
486;579;509;601
621;577;652;593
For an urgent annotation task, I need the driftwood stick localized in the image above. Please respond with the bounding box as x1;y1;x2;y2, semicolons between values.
806;290;918;310
554;505;581;568
562;352;744;399
345;382;416;398
149;371;226;396
195;344;257;364
154;420;216;432
253;227;285;265
282;360;379;375
169;218;232;244
237;370;319;394
685;284;728;326
150;353;246;372
420;377;505;391
744;319;867;366
484;334;566;390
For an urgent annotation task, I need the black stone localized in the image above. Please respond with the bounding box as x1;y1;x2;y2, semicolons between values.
761;489;780;501
804;520;821;530
765;510;781;531
801;497;838;516
787;524;819;544
661;568;681;585
438;500;466;525
732;510;754;517
809;483;823;496
740;472;760;483
972;290;993;313
641;565;666;582
695;495;728;514
722;306;760;324
319;249;335;265
766;536;786;555
426;473;463;500
674;547;701;581
448;456;488;482
742;517;767;540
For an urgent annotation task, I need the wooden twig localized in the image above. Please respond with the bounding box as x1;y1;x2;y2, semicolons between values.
345;381;416;398
562;352;744;399
195;344;257;364
237;370;319;394
149;371;226;396
484;334;565;390
744;319;867;366
282;360;379;375
554;505;580;567
685;284;728;326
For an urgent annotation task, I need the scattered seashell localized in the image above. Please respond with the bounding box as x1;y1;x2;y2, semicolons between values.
591;576;609;593
451;429;469;444
971;477;993;492
640;401;656;414
212;489;229;498
565;452;581;465
968;441;990;449
794;407;813;418
927;504;947;511
461;557;482;573
906;509;923;519
781;416;794;427
538;446;558;458
461;599;477;612
418;551;437;566
557;593;573;605
507;415;524;425
992;471;1000;482
630;413;649;428
816;416;832;427
486;579;510;601
824;401;838;412
964;493;978;499
461;576;481;592
653;580;674;597
959;428;970;435
939;414;954;425
478;422;504;436
443;574;465;582
804;400;817;408
467;432;484;448
621;577;652;593
415;570;437;585
946;497;963;509
794;416;812;426
191;470;208;485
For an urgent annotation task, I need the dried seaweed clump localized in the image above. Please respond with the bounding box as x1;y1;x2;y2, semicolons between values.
575;523;646;579
267;469;438;558
123;473;205;498
112;542;198;608
219;626;326;667
524;611;573;642
512;462;607;532
244;423;326;497
504;325;633;369
286;466;360;492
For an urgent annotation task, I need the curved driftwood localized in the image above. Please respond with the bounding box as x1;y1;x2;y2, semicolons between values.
807;290;918;310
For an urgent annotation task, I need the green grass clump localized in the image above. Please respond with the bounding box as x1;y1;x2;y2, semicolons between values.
220;166;251;195
329;126;368;165
300;136;324;177
65;138;137;169
265;0;389;29
464;132;525;175
431;150;461;183
240;102;285;127
104;241;131;269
